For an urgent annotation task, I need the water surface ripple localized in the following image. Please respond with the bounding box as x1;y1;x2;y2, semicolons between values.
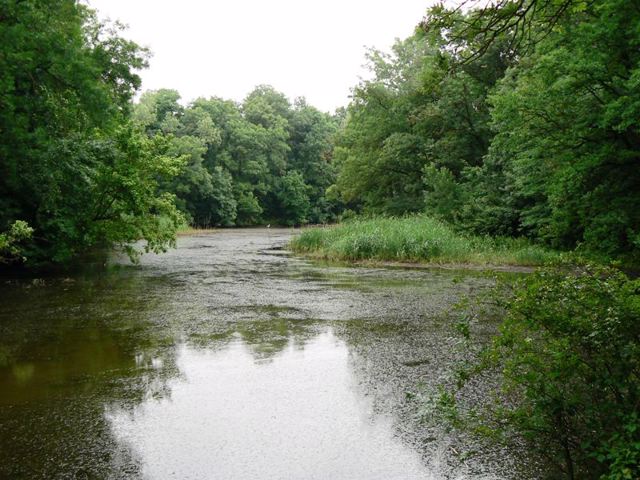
0;229;527;479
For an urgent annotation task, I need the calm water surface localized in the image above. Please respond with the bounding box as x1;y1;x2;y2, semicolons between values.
0;229;527;479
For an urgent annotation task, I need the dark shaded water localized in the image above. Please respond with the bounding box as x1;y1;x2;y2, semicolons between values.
0;229;529;479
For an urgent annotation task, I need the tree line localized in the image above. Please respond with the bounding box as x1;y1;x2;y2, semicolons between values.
1;1;638;476
1;0;638;266
0;0;339;265
331;0;639;262
133;87;341;229
0;0;181;264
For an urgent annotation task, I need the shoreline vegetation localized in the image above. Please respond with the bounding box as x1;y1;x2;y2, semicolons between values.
290;216;569;268
176;226;218;236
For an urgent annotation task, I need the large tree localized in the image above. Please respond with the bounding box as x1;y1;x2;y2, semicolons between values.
0;0;182;264
484;0;640;255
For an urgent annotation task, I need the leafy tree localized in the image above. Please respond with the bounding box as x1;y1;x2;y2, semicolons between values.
207;166;237;226
134;85;339;227
244;85;294;125
485;0;640;256
331;37;432;214
332;29;505;217
234;183;263;226
329;0;640;259
163;134;214;224
0;221;33;264
0;0;182;264
81;127;184;262
288;98;339;222
133;89;184;135
133;90;236;227
275;171;311;226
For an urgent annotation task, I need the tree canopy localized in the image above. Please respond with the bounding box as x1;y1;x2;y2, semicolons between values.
0;2;341;265
329;0;640;261
0;0;183;264
3;0;638;266
133;86;340;228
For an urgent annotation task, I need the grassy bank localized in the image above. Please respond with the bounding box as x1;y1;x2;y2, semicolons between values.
290;216;565;267
176;226;218;236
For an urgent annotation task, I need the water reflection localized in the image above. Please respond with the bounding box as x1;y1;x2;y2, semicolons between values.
109;331;432;480
0;273;179;479
0;229;526;479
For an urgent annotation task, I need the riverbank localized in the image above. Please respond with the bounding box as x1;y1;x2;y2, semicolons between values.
176;226;218;236
290;216;566;267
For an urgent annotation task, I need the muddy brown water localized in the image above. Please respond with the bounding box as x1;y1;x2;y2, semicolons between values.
0;229;533;479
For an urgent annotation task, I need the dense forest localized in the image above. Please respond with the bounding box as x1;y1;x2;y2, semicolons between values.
0;0;340;265
321;3;640;477
2;0;638;266
132;87;341;228
0;0;181;263
333;0;639;262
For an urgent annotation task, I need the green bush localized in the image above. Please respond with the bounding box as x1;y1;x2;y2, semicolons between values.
452;267;640;479
0;221;33;264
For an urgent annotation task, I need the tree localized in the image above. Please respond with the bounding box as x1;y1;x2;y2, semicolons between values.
331;31;502;217
208;167;237;226
0;221;33;264
275;171;311;226
133;89;184;135
332;37;429;214
0;0;182;264
450;268;640;479
288;98;339;222
234;183;263;226
485;0;640;256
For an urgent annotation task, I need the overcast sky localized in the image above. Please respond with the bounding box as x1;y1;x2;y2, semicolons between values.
88;0;443;112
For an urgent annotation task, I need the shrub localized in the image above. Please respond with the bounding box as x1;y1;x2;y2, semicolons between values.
450;267;640;479
0;221;34;264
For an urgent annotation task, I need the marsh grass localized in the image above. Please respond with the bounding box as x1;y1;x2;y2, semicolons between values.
290;216;564;266
177;225;217;236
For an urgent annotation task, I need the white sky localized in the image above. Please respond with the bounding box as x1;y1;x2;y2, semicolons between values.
88;0;443;112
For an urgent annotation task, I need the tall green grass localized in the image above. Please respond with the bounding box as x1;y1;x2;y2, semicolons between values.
290;216;563;266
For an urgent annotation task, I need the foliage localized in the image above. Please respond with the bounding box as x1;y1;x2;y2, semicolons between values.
0;0;181;264
275;171;311;226
485;0;640;257
82;127;184;262
291;215;560;266
327;0;640;261
330;23;506;217
331;37;436;214
4;0;638;268
234;183;263;226
133;87;339;227
446;267;640;479
0;220;33;264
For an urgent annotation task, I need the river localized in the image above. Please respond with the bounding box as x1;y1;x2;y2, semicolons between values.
0;229;531;479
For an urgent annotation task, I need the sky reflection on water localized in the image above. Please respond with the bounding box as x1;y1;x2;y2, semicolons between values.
108;331;431;480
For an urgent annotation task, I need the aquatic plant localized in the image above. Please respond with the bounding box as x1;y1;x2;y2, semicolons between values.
291;215;561;266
